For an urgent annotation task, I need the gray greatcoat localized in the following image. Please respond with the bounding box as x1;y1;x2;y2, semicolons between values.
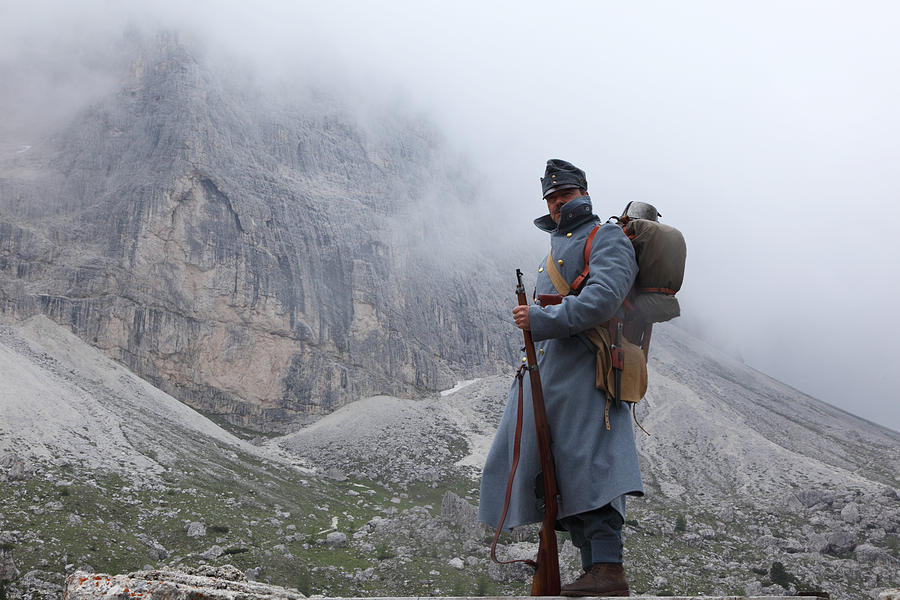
478;195;643;530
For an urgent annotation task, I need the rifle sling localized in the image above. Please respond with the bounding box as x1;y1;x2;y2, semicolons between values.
490;365;538;569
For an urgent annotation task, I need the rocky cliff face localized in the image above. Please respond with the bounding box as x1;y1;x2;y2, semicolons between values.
0;33;514;432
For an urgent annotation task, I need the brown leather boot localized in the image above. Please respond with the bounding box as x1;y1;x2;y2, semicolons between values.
560;562;630;597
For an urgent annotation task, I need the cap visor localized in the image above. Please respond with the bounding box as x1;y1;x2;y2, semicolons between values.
542;183;579;199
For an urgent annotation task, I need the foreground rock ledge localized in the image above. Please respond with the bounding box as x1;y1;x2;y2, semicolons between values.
64;568;886;600
64;566;305;600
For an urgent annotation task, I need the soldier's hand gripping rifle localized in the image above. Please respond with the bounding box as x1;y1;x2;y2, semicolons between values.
515;269;561;596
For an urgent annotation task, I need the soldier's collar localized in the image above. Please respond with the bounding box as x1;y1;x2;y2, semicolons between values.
533;195;595;234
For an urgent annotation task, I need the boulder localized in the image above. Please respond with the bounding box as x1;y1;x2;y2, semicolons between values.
821;531;856;556
6;458;27;482
136;534;169;561
855;543;892;565
440;491;480;536
0;552;19;582
198;545;223;560
840;501;860;523
794;488;833;508
186;522;206;538
14;570;63;599
65;567;305;600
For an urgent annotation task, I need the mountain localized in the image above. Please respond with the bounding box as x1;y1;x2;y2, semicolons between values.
0;31;514;433
0;315;897;600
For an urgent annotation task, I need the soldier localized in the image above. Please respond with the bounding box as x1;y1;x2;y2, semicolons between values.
478;159;643;597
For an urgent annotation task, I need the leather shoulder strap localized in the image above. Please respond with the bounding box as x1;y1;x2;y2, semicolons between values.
570;225;601;293
545;224;601;297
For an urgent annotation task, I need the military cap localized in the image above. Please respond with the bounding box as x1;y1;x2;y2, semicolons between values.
541;159;587;199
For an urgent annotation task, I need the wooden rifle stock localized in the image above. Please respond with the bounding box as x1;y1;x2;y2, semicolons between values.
515;269;561;596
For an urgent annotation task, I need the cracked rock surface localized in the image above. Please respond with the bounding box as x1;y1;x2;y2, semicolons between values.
65;566;305;600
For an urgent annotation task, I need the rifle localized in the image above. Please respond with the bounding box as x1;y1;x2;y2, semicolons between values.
515;269;561;596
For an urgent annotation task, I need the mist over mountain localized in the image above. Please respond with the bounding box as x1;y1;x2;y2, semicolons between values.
0;31;514;432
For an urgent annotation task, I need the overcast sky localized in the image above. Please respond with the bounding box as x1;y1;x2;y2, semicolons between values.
3;0;899;432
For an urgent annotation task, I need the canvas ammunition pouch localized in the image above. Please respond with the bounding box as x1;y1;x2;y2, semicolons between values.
536;291;646;403
584;324;648;403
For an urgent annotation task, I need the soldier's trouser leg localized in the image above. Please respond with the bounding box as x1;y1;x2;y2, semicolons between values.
560;503;624;570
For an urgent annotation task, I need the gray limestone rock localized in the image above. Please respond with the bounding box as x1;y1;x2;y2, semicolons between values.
198;545;223;560
0;33;514;433
0;532;16;548
855;543;894;565
135;534;168;561
821;531;856;556
0;552;19;583
323;468;347;482
794;488;833;508
64;568;305;600
182;565;245;580
840;501;860;523
440;491;480;536
3;456;30;482
185;522;206;538
10;570;63;600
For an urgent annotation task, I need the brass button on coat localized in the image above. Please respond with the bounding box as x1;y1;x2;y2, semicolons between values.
539;348;544;355
538;267;544;272
557;259;564;266
566;232;572;238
